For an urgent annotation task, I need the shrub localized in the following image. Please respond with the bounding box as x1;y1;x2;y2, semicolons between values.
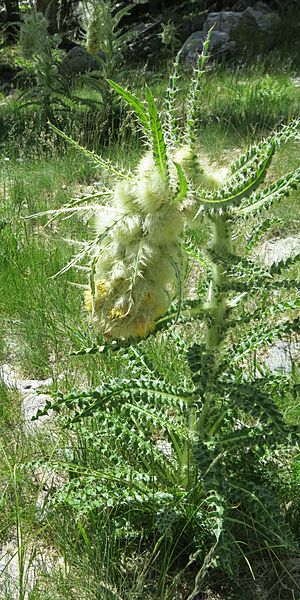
33;36;300;597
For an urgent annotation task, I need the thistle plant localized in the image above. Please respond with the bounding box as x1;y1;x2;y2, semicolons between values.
20;10;49;59
82;1;138;134
83;0;139;84
33;36;300;595
160;20;181;58
19;9;67;123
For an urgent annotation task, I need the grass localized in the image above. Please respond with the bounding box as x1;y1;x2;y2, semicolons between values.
0;53;299;599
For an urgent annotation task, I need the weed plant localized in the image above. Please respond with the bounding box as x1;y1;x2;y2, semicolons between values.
28;37;300;599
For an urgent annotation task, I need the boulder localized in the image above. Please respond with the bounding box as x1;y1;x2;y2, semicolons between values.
182;30;235;70
256;235;300;374
203;2;279;49
60;45;106;76
258;235;300;267
264;341;300;374
203;4;279;36
177;1;279;67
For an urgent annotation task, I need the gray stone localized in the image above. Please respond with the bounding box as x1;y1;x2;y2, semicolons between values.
60;45;106;76
22;393;53;433
0;538;63;598
264;341;300;373
204;12;241;35
203;4;279;36
181;1;278;68
255;235;300;374
0;364;61;433
0;363;21;390
259;236;300;267
182;30;235;70
156;439;173;459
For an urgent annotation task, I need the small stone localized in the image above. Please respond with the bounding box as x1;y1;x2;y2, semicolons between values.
22;393;53;433
259;236;300;267
0;363;22;390
156;440;173;459
0;538;64;598
264;341;300;374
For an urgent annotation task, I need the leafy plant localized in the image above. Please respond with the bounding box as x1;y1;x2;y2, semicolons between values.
84;0;136;78
32;35;300;597
19;9;65;123
18;9;104;127
80;0;139;129
160;21;181;58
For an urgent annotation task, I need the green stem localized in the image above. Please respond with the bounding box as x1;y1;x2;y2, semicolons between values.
198;214;233;440
206;214;232;350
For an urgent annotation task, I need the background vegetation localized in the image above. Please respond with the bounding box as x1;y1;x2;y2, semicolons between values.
0;2;299;599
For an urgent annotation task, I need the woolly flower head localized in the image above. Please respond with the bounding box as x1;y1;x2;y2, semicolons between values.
198;165;229;191
20;11;49;59
85;154;184;340
136;153;170;213
174;145;228;189
86;1;110;55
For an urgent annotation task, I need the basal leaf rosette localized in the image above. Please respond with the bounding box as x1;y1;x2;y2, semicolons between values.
85;153;184;339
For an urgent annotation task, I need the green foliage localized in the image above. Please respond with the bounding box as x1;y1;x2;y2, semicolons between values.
30;38;300;597
84;0;136;71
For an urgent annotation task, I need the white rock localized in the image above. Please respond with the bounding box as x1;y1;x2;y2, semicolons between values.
259;236;300;267
22;393;53;433
0;363;23;390
0;364;62;433
264;341;300;373
0;538;64;598
156;440;173;459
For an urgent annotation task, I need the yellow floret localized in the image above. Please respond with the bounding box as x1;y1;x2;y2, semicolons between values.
110;307;126;319
96;280;108;297
132;320;155;338
84;290;93;313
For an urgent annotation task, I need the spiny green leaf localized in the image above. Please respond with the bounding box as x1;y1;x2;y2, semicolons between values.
235;167;300;217
49;123;131;180
270;250;300;275
195;142;275;214
229;119;300;177
185;28;212;154
107;79;150;133
166;48;183;146
173;161;189;203
245;218;283;254
146;87;169;179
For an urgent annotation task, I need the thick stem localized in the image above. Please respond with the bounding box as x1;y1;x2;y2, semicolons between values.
180;215;233;480
197;214;232;440
205;214;232;351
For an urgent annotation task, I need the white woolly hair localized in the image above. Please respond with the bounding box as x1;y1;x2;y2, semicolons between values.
180;194;204;227
197;164;229;190
113;181;139;214
147;252;178;284
173;146;228;191
147;284;172;314
173;145;194;170
137;152;155;177
87;146;187;339
94;206;119;236
135;153;170;213
124;239;158;264
143;206;183;245
109;260;129;282
113;215;142;243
